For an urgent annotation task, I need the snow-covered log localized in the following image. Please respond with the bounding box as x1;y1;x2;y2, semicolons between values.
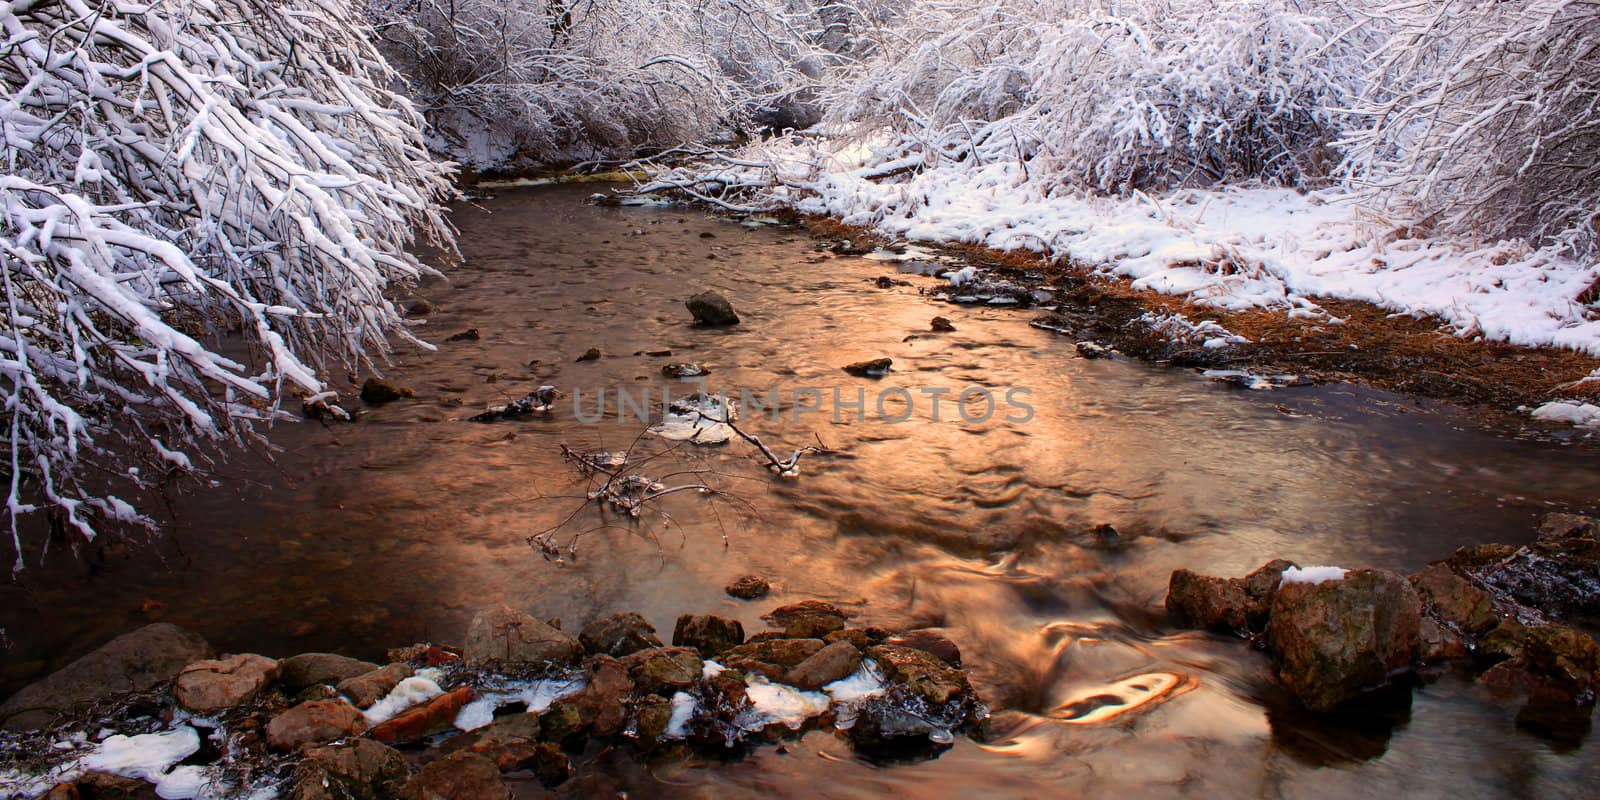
0;0;455;565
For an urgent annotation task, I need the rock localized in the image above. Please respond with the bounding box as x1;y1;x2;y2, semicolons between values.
672;614;745;657
720;638;826;681
527;742;571;787
278;653;382;692
1419;617;1468;662
786;641;861;689
687;291;740;326
1165;569;1251;632
338;663;414;709
1410;563;1499;634
725;575;770;599
400;751;509;800
370;686;475;744
571;655;631;736
538;701;585;745
1451;513;1600;626
1241;559;1298;624
866;645;972;705
1480;624;1600;734
360;378;413;404
931;316;956;332
387;644;461;668
445;329;481;342
69;772;160;799
579;612;663;657
463;606;583;666
173;653;278;714
0;623;211;731
885;630;962;667
404;298;435;317
620;647;703;695
290;739;408;800
574;347;601;362
449;713;542;771
267;699;368;751
842;358;892;377
1266;569;1422;712
1479;618;1529;663
43;784;81;800
825;627;890;651
661;362;709;378
632;695;674;745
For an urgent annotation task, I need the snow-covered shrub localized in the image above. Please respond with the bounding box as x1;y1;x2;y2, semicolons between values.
1343;0;1600;254
818;0;1377;193
370;0;834;170
0;0;454;564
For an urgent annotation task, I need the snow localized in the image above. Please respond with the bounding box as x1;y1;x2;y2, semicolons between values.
663;691;698;739
1531;401;1600;428
363;675;445;725
452;677;587;731
701;660;727;678
1281;566;1349;585
737;678;831;731
823;661;888;704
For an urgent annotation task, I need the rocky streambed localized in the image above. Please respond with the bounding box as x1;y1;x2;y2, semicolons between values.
0;595;983;798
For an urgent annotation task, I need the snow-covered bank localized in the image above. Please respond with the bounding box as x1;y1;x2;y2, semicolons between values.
693;142;1600;356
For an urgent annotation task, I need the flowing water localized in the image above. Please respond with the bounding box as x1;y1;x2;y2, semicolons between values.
6;184;1600;797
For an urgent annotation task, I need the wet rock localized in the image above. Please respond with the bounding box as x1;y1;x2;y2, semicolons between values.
672;614;745;658
527;742;571;787
290;739;408;800
1165;569;1251;633
387;644;462;668
825;627;890;651
1480;618;1529;663
786;641;861;690
574;347;601;362
267;699;368;751
1241;559;1298;624
538;700;585;745
370;686;475;744
404;298;435;317
579;612;663;657
686;291;740;326
1419;617;1468;662
930;316;956;332
572;655;632;736
725;575;770;599
0;623;211;731
722;639;826;682
278;653;382;692
620;647;703;695
359;378;413;404
400;751;510;800
1481;624;1600;734
842;358;892;377
1453;513;1600;626
867;645;972;706
1410;563;1499;634
449;713;542;771
173;653;278;714
445;328;481;342
463;606;583;666
68;772;160;799
632;695;674;744
885;630;962;668
337;663;414;709
1266;569;1422;712
661;362;709;378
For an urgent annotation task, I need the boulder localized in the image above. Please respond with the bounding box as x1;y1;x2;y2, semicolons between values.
686;291;740;326
0;623;211;731
885;630;962;668
400;751;510;800
463;606;582;666
725;575;770;599
370;686;475;744
1166;569;1250;632
290;739;408;800
866;644;972;706
1266;569;1422;711
173;653;278;714
267;699;368;751
338;663;414;709
1410;563;1499;634
786;641;861;690
672;614;745;657
1479;618;1529;663
578;612;663;657
277;653;381;692
620;647;702;695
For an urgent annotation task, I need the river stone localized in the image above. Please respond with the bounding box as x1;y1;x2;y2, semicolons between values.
448;712;542;771
672;614;745;657
1453;513;1600;627
267;699;368;751
885;630;962;668
579;612;663;657
463;605;583;666
725;575;770;599
338;663;414;709
278;653;381;692
1419;616;1468;662
826;627;890;651
290;739;408;800
1166;569;1251;632
686;291;740;326
68;772;161;799
633;695;674;745
867;644;972;706
842;358;892;377
400;751;510;800
539;700;586;745
370;686;475;744
359;378;412;404
570;655;631;736
721;638;826;681
1481;624;1600;733
1480;618;1529;663
1242;559;1299;624
0;623;211;731
786;641;862;690
620;647;703;695
1410;563;1499;634
931;316;956;332
173;653;278;714
528;742;571;787
1266;569;1422;712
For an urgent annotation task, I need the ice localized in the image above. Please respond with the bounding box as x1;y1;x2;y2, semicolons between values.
1531;401;1600;428
824;661;889;704
1281;566;1349;585
364;675;444;724
738;678;830;731
651;393;738;445
452;677;587;731
701;660;727;678
663;691;698;739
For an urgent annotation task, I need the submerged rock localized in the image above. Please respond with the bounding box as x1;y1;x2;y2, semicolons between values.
267;699;369;751
290;739;408;800
173;653;278;714
579;612;663;657
0;622;211;731
686;291;740;326
400;751;510;800
1266;569;1422;712
725;575;770;599
448;713;542;771
672;614;745;658
463;606;583;666
1480;624;1600;736
574;347;601;362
